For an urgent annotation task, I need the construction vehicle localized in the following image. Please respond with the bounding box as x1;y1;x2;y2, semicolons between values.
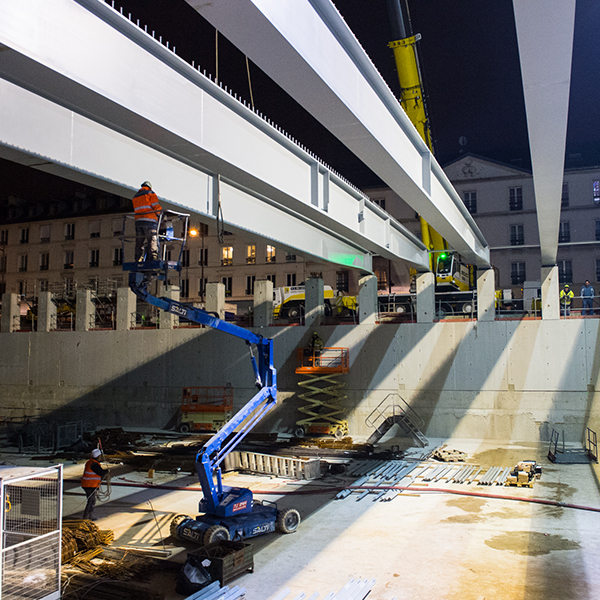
294;347;350;438
385;0;477;311
273;284;356;319
179;386;234;433
122;210;301;546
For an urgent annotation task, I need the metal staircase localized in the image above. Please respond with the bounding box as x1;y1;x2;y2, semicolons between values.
366;393;428;447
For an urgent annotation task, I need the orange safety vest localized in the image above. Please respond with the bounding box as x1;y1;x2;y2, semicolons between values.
81;458;102;488
132;187;162;222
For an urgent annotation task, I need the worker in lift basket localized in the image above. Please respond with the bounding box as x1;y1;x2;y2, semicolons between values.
132;181;162;261
309;332;324;366
81;449;108;521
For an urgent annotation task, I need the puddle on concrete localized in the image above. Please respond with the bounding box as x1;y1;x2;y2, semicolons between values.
446;496;486;513
472;447;544;466
537;480;576;501
485;531;579;556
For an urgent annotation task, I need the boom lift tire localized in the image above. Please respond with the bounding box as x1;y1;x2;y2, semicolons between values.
287;306;301;319
276;508;301;534
203;524;230;545
179;423;191;433
170;514;190;538
294;426;306;438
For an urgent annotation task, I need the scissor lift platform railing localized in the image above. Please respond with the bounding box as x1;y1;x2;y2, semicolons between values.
295;347;349;374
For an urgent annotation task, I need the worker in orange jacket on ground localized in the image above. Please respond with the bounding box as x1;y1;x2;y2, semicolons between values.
81;448;108;521
132;181;162;261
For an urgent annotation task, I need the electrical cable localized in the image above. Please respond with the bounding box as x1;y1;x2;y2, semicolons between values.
68;478;600;515
216;174;225;244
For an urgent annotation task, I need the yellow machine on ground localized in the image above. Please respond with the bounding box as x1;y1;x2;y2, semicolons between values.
178;385;233;433
273;285;356;319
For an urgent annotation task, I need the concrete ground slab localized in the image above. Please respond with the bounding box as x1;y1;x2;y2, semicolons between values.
4;438;600;599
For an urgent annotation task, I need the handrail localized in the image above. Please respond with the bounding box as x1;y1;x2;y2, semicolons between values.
365;392;424;430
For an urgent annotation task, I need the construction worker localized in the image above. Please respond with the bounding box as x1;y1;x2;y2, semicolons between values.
81;448;108;521
560;284;574;316
132;181;162;261
581;280;595;315
309;332;324;366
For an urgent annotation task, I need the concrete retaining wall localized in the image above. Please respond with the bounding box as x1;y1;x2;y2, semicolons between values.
0;319;599;441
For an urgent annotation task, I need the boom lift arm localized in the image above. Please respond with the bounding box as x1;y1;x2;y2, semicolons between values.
128;269;276;515
124;212;299;544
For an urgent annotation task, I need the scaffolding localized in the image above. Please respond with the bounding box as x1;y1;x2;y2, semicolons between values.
294;347;349;438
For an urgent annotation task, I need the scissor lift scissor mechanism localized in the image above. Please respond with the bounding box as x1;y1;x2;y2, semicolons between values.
295;347;349;439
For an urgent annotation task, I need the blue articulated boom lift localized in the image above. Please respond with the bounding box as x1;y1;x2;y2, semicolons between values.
122;211;301;546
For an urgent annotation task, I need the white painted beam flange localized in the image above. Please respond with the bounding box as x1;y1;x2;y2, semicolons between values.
0;0;429;271
189;0;490;267
513;0;576;266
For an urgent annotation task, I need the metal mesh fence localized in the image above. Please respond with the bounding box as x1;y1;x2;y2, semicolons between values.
3;475;60;542
1;531;60;599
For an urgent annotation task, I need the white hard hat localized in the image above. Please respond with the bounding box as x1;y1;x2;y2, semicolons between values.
91;449;102;458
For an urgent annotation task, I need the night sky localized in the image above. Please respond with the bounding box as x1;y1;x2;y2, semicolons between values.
106;0;600;184
2;0;599;202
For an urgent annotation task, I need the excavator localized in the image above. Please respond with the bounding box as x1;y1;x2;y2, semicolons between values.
385;0;476;313
122;211;301;545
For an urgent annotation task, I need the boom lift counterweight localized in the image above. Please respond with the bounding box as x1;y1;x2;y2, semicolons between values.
122;211;300;545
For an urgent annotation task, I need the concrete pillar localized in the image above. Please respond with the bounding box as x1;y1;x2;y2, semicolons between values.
37;292;56;332
1;293;19;333
305;277;324;326
416;272;435;323
76;289;94;332
160;286;180;329
358;274;378;324
117;287;136;331
253;279;273;327
477;268;496;322
541;265;560;320
206;282;225;320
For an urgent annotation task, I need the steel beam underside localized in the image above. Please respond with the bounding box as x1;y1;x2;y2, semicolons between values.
0;0;429;271
513;0;576;266
189;0;490;268
0;79;371;269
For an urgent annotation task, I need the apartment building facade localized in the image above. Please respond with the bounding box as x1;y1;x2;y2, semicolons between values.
365;155;600;295
0;196;360;313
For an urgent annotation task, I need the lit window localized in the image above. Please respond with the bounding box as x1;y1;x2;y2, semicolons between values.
246;245;256;264
266;245;276;263
222;246;233;266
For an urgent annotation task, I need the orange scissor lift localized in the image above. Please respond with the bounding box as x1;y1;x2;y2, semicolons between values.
294;347;350;439
179;385;234;433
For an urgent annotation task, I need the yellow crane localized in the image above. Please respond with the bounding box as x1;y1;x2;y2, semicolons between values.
387;0;471;294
